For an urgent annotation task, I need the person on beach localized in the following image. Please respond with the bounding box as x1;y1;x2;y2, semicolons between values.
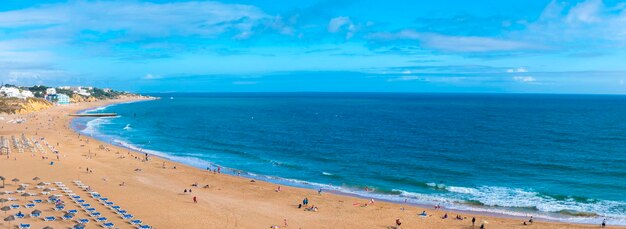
395;218;401;229
528;216;533;224
276;186;281;192
472;217;476;227
283;219;288;227
193;196;197;203
184;189;187;194
318;188;322;195
602;218;606;227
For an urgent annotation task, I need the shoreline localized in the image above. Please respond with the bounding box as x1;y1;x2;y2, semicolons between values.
0;98;620;228
69;99;617;226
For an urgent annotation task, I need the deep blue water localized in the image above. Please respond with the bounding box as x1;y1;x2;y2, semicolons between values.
72;93;626;224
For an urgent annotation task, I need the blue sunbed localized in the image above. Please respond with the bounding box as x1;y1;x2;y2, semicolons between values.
130;219;142;225
77;218;89;224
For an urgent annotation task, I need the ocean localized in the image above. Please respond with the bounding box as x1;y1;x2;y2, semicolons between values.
71;93;626;225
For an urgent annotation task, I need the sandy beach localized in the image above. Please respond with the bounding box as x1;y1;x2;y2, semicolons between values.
0;98;619;229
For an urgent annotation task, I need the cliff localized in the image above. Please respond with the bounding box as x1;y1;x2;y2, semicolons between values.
0;97;54;114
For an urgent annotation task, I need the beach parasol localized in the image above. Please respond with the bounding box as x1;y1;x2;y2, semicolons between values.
43;188;52;192
1;206;10;216
43;226;54;229
4;215;15;228
63;212;74;218
0;198;6;206
17;186;25;191
37;182;45;186
73;223;85;229
21;193;31;199
11;178;19;185
31;210;41;215
32;177;41;181
0;176;5;188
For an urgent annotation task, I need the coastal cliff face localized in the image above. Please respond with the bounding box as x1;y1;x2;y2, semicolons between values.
70;94;98;103
0;97;53;114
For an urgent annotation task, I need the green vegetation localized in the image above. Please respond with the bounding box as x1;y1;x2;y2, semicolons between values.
27;85;48;98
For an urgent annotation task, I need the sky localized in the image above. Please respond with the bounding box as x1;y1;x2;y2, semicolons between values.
1;0;626;93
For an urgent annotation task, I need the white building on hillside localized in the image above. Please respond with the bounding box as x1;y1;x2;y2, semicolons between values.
46;88;57;95
57;94;70;105
20;90;34;98
0;86;20;98
0;87;34;99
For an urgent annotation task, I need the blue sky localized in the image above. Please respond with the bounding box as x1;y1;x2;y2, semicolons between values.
1;0;626;93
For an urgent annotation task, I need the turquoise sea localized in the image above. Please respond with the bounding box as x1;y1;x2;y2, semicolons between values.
71;93;626;225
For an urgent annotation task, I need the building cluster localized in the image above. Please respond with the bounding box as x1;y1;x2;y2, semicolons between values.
0;85;96;105
58;86;93;97
44;88;70;105
0;86;34;99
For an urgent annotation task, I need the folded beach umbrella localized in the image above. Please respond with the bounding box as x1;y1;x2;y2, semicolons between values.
0;176;5;187
1;206;9;215
4;215;15;228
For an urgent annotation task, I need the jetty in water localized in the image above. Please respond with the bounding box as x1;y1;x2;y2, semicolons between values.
69;113;118;117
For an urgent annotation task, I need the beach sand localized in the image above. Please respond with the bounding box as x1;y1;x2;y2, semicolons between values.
0;98;619;228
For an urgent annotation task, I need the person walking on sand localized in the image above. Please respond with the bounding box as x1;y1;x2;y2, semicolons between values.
193;196;197;203
395;218;402;229
602;218;606;228
472;217;476;227
284;218;288;227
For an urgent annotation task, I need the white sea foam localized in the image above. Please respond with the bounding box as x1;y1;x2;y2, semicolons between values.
82;117;114;136
322;172;333;176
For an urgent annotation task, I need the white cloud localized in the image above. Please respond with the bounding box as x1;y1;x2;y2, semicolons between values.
369;30;541;52
526;0;626;45
0;1;274;41
507;67;528;73
387;75;425;82
328;16;357;39
512;76;537;83
566;0;603;23
143;74;161;80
